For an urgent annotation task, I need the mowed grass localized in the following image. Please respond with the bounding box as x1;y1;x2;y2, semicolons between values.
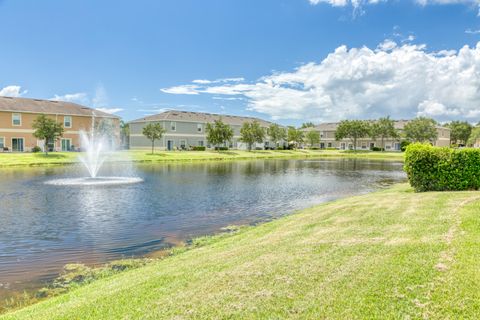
0;149;404;167
3;184;480;319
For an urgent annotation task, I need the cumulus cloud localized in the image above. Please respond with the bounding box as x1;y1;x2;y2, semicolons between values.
0;85;27;97
51;92;88;104
161;41;480;122
95;107;123;114
309;0;480;14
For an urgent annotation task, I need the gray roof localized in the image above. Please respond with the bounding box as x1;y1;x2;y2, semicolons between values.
304;120;449;131
130;110;274;127
0;96;119;118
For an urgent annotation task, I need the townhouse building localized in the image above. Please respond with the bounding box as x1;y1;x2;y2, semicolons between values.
302;120;450;150
129;110;277;150
0;96;120;152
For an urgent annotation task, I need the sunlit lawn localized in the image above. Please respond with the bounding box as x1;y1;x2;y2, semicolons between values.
3;184;480;319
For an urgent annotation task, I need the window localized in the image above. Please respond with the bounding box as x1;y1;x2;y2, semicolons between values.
61;139;72;151
198;141;204;147
0;137;4;149
197;123;203;133
170;122;176;131
12;113;21;126
12;138;24;152
64;116;72;128
327;142;332;148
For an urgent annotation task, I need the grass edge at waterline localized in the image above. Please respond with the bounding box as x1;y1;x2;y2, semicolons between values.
0;149;404;167
3;183;480;319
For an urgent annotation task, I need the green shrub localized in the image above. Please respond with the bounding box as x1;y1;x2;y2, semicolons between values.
215;146;229;151
191;146;206;151
32;146;42;153
371;147;384;152
326;147;337;150
400;140;411;152
404;143;480;192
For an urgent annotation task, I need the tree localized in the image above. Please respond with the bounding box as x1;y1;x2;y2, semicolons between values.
467;126;480;146
205;119;234;150
268;124;287;148
370;116;399;151
32;115;64;155
403;117;438;143
287;127;304;148
240;120;266;151
142;122;165;154
301;122;315;129
120;120;130;149
335;120;370;152
446;120;472;145
305;130;320;148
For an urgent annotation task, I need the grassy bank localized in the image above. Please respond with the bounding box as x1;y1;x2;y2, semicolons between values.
3;184;480;319
0;149;404;167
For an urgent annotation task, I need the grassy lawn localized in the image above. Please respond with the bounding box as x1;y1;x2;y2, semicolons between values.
0;149;404;167
3;184;480;319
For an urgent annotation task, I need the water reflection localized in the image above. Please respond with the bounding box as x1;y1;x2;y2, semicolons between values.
0;158;405;300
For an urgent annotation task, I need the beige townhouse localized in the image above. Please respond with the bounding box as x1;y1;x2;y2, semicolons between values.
0;96;120;152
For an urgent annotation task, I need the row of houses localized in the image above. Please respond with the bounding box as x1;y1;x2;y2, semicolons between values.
0;96;452;152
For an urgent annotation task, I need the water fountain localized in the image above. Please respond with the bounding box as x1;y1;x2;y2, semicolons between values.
45;119;143;186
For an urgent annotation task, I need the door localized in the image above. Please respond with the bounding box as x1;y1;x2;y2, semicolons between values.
167;140;174;151
12;138;24;152
61;139;71;151
179;140;186;150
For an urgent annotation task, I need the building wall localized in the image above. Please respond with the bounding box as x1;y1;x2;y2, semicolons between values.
306;126;451;150
0;111;119;152
129;120;275;150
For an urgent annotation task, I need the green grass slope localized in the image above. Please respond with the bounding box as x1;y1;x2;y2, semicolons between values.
4;184;479;319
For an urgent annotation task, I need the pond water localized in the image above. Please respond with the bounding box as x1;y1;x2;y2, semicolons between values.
0;158;406;301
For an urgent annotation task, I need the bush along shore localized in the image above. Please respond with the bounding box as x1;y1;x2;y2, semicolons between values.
3;184;480;319
404;143;480;191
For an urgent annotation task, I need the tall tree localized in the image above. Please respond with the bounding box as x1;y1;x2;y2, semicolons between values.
370;116;399;151
240;120;266;151
335;120;370;152
301;122;315;129
287;127;304;148
142;122;165;154
403;117;438;143
467;126;480;146
446;120;472;145
305;130;320;148
205;119;234;150
32;114;64;155
267;123;287;148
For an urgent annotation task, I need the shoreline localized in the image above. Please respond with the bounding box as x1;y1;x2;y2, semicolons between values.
0;150;404;168
4;182;480;319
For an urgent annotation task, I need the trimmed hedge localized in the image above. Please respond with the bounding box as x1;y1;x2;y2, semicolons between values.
404;143;480;192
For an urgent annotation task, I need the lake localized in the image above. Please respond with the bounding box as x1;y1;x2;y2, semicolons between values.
0;158;406;301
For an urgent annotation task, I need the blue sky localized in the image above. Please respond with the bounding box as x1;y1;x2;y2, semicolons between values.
1;0;480;125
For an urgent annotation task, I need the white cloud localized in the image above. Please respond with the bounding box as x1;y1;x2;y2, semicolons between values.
377;39;397;51
309;0;480;14
95;107;123;114
51;92;88;104
466;28;480;34
0;85;27;97
162;41;480;122
161;85;200;95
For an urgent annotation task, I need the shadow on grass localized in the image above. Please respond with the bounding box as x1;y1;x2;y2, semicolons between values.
33;154;69;159
218;151;240;156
